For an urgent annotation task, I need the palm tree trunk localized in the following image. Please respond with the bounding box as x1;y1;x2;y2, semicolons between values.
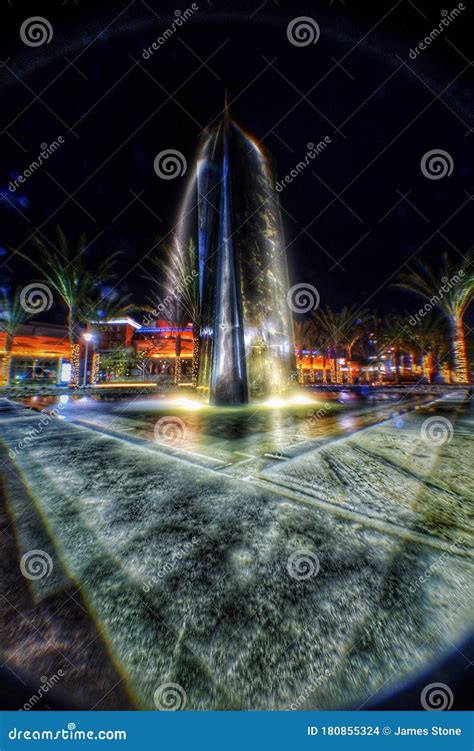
191;325;200;388
433;347;442;383
70;343;80;387
67;312;80;388
422;353;433;383
310;354;315;383
297;350;304;384
0;355;11;386
334;351;343;384
427;353;432;384
174;334;182;384
451;317;469;384
174;358;181;383
347;346;353;385
393;347;401;385
0;334;13;386
322;355;327;384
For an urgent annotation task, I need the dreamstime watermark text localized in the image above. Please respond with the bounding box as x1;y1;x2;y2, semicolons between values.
142;270;198;326
408;270;464;326
276;137;332;192
143;536;199;592
409;536;464;594
142;5;199;59
20;671;66;710
8;724;127;741
275;402;331;457
290;668;334;709
408;5;465;59
9;403;66;458
8;138;65;192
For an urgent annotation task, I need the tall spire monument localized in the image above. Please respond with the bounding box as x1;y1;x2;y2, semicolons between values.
197;93;295;405
208;91;248;405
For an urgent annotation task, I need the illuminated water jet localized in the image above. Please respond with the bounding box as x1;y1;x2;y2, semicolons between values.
168;396;204;410
178;93;296;406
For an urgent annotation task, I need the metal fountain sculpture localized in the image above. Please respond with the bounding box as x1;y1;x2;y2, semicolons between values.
179;93;295;405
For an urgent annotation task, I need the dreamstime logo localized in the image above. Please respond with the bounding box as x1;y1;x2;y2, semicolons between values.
153;149;187;180
8;137;65;192
142;4;199;58
290;668;333;709
143;536;199;592
287;549;320;580
20;17;53;47
420;416;453;446
408;269;465;326
143;269;199;327
287;17;320;47
287;283;320;313
409;4;465;59
409;536;464;594
154;416;187;445
420;149;453;180
275;402;331;458
153;682;187;711
21;671;65;711
276;137;332;192
8;402;67;459
20;549;53;580
420;682;454;710
20;283;53;313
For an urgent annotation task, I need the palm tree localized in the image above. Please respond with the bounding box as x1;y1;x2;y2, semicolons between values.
378;313;408;384
306;321;320;384
0;287;36;386
293;319;313;383
345;308;369;384
146;237;200;385
309;316;331;384
313;305;363;384
366;309;380;382
394;251;473;384
173;239;201;387
412;313;448;383
168;297;188;384
21;227;122;386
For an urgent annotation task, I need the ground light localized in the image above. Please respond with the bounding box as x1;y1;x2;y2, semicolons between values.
118;390;322;414
169;397;205;410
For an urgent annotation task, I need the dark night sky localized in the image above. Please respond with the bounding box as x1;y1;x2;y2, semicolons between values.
0;0;472;320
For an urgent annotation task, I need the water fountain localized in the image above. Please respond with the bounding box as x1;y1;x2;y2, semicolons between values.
180;94;296;406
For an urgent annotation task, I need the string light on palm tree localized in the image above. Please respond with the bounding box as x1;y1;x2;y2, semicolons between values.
91;352;101;385
20;227;124;388
394;250;473;384
412;313;447;384
0;286;38;386
378;313;409;385
293;319;313;384
313;305;364;384
82;332;94;387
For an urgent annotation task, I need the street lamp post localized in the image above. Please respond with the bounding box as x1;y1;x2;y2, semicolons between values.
82;332;93;387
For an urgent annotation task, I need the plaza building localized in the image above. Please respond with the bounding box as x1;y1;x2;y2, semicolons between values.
0;321;71;386
0;317;195;387
1;316;366;387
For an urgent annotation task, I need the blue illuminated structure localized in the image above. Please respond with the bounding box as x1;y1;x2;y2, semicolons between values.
197;94;295;405
208;96;248;405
